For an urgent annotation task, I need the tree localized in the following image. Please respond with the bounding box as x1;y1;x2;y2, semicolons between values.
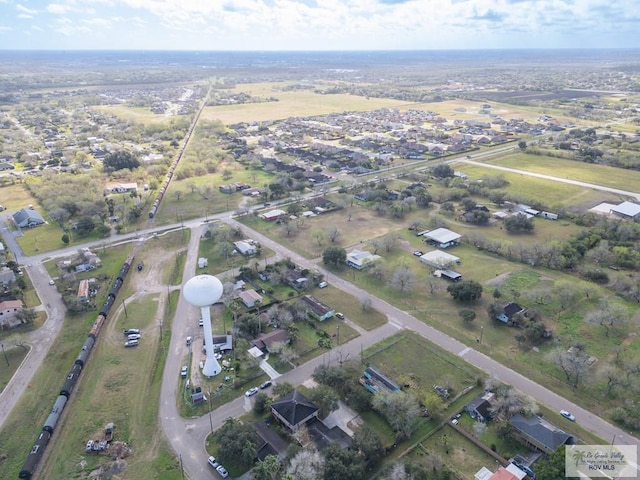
585;299;628;337
353;426;385;468
371;390;420;440
286;448;325;480
312;364;349;395
61;233;70;245
504;214;534;233
272;382;294;399
308;385;339;419
15;308;37;325
253;393;271;415
252;454;280;480
75;216;95;236
389;264;416;293
458;308;476;322
548;344;590;389
312;230;326;247
535;446;580;480
518;140;527;151
361;297;372;311
323;444;364;480
216;418;257;468
322;246;346;267
432;164;454;178
103;150;140;171
327;226;342;243
447;280;483;303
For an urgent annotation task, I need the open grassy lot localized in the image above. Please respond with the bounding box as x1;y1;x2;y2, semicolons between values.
0;183;39;213
152;163;273;225
238;203;408;259
313;284;387;331
481;152;640;194
363;332;479;398
0;346;29;393
202;87;413;124
454;164;613;211
93;105;181;125
409;424;501;479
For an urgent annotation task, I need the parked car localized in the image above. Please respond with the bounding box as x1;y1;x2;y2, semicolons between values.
260;380;272;389
127;333;141;341
49;279;55;285
208;456;219;469
216;465;229;478
123;328;140;336
181;366;188;378
560;410;576;421
198;318;204;327
186;336;192;346
245;387;259;397
335;312;345;320
413;251;424;257
124;340;139;348
318;281;328;288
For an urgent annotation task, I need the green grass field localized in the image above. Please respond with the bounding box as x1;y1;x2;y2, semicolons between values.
480;152;640;195
0;346;29;393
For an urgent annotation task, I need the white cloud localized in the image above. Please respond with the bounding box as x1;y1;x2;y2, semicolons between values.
16;4;38;15
32;25;44;32
17;13;33;19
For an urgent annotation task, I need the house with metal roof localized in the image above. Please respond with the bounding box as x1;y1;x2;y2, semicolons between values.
610;201;640;220
299;295;334;321
346;248;381;270
423;228;462;248
419;250;461;269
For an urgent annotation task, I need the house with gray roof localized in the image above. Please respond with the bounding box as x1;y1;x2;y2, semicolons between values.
610;201;640;220
271;390;319;432
509;413;574;454
13;208;45;228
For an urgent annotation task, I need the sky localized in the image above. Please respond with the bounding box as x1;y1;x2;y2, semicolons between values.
0;0;639;51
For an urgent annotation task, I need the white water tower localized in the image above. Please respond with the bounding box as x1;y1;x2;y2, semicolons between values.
183;274;224;377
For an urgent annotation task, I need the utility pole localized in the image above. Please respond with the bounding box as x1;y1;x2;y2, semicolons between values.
122;299;128;318
208;390;214;435
1;343;8;366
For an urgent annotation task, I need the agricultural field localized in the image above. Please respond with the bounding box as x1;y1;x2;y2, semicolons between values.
202;86;413;124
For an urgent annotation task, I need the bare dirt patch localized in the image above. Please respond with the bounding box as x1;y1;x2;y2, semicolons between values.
486;272;511;286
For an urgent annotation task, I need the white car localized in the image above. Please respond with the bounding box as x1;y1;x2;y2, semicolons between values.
560;410;576;421
199;318;204;327
49;279;55;285
208;456;219;469
216;465;229;478
181;366;188;378
245;387;259;397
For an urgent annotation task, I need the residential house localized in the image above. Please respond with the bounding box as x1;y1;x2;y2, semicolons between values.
219;185;234;194
360;366;401;394
419;250;461;270
509;413;575;454
475;464;527;480
104;182;138;195
260;209;286;222
299;295;334;321
464;391;495;422
252;329;290;353
238;289;263;309
540;211;558;220
253;421;289;461
423;228;462;249
234;240;257;256
271;390;319;432
13;208;45;228
346;249;381;270
0;298;24;328
495;302;526;325
0;267;16;286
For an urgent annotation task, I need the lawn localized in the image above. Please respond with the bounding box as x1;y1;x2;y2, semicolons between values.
238;202;408;259
481;152;640;195
0;345;29;393
453;163;613;211
312;284;387;331
363;332;479;398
